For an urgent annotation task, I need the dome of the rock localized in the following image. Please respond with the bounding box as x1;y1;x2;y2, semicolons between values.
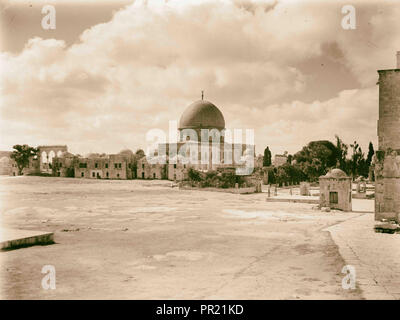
179;100;225;130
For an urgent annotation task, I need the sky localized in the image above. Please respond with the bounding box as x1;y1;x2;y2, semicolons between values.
1;0;399;157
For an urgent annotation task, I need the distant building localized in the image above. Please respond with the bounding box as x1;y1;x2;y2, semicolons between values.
38;145;68;174
272;154;288;167
0;150;39;176
52;152;77;177
3;145;140;180
255;155;264;168
3;100;255;182
137;157;167;179
4;144;68;176
73;153;135;180
0;151;13;175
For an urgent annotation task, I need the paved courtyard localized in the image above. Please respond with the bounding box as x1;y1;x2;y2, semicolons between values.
0;176;391;300
326;214;400;300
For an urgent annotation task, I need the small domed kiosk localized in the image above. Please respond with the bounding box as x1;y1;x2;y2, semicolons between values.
319;168;352;211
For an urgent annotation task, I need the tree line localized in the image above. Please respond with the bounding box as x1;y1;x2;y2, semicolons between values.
263;135;375;185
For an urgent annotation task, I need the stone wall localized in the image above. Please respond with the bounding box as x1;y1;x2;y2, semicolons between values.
38;145;68;174
375;68;400;222
377;70;400;150
137;158;167;179
0;151;12;175
374;150;400;221
74;155;131;179
167;163;186;181
52;155;77;177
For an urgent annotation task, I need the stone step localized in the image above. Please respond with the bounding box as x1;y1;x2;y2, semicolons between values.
0;228;54;250
374;222;400;234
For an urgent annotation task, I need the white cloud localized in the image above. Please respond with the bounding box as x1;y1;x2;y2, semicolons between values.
226;86;379;155
0;0;393;155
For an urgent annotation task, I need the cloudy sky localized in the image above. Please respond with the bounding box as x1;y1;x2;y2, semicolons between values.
1;0;399;157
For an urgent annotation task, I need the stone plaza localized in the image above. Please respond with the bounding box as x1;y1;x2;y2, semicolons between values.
2;175;399;300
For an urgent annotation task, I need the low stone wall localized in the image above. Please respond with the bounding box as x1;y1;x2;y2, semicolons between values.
179;185;257;194
266;197;319;204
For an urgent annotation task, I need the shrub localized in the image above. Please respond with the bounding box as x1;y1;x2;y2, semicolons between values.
188;168;202;182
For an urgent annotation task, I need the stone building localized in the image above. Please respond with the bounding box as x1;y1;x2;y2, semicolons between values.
74;153;135;179
52;152;78;177
319;168;352;212
0;151;13;175
10;161;19;176
138;98;255;181
374;52;400;223
273;154;288;167
38;145;68;174
137;157;167;179
167;160;189;181
0;150;40;176
6;145;67;176
255;155;264;168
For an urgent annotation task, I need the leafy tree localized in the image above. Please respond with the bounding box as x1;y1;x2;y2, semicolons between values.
275;166;289;186
10;144;38;175
293;140;338;181
280;163;305;185
263;147;272;167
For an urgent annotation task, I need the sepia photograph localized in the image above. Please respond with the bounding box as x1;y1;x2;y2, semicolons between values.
0;0;399;309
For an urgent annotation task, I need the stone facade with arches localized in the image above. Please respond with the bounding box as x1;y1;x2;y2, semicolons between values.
38;145;68;174
0;145;67;176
